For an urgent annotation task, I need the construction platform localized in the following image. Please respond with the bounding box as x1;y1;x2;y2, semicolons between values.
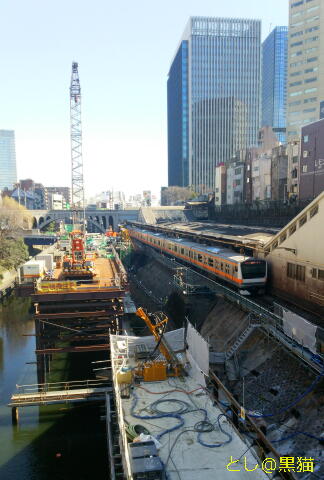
9;379;112;407
32;242;128;384
108;329;294;480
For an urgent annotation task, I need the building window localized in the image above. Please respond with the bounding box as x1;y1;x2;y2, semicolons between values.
309;204;318;218
305;47;318;54
305;36;319;43
290;81;302;87
305;25;319;33
287;263;296;279
290;91;303;97
290;60;304;67
234;167;241;174
299;214;307;225
304;87;317;93
280;233;287;243
306;16;319;23
303;107;316;113
289;224;297;235
291;50;303;57
287;263;305;282
291;0;304;5
291;41;303;47
304;77;317;83
307;5;319;12
304;96;317;103
291;30;304;38
289;100;302;106
290;70;302;77
296;265;305;282
307;56;318;62
318;270;324;281
303;135;309;142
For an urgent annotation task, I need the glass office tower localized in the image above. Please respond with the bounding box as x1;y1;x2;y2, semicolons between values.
0;130;17;191
167;17;261;193
262;26;288;144
167;41;189;187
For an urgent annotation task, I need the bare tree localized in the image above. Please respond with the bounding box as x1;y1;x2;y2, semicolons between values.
0;197;32;241
161;187;196;206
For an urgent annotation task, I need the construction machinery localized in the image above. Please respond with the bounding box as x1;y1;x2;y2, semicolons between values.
62;231;95;280
135;308;182;380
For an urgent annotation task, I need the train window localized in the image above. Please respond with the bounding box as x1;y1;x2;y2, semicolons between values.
208;258;213;267
174;246;177;252
241;261;266;279
198;254;203;262
225;264;230;274
272;241;278;250
181;248;184;255
234;266;238;272
311;268;317;278
318;269;324;281
220;263;223;271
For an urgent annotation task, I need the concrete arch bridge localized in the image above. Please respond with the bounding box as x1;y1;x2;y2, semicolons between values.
29;209;139;233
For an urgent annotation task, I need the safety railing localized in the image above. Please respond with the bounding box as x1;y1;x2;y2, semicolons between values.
15;379;110;395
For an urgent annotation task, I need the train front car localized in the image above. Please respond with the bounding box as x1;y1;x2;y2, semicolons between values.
239;259;267;294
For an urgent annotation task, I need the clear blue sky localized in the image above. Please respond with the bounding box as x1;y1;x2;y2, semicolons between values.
0;0;288;199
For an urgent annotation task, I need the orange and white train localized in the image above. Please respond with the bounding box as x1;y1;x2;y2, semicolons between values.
128;227;268;294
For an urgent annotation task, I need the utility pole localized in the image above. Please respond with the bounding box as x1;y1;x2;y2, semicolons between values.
70;62;85;229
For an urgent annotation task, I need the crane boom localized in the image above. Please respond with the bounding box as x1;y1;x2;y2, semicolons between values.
135;308;181;378
70;62;84;213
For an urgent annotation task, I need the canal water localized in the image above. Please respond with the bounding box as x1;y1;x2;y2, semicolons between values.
0;295;108;480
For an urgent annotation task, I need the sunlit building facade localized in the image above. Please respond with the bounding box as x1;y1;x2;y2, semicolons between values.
168;17;261;193
0;130;17;191
262;26;288;143
287;0;324;141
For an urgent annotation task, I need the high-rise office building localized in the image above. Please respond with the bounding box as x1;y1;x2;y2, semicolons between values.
262;26;288;143
167;17;261;193
287;0;323;141
0;130;17;191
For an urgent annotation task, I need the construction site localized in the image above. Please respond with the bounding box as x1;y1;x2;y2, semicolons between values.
3;61;323;480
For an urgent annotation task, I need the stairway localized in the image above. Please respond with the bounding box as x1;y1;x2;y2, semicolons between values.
225;324;257;360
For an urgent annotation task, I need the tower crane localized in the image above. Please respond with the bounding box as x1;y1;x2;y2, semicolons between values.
70;62;85;229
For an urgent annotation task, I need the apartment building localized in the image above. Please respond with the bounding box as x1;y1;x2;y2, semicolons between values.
287;0;323;141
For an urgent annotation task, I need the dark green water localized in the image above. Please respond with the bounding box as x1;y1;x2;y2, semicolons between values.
0;295;108;480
